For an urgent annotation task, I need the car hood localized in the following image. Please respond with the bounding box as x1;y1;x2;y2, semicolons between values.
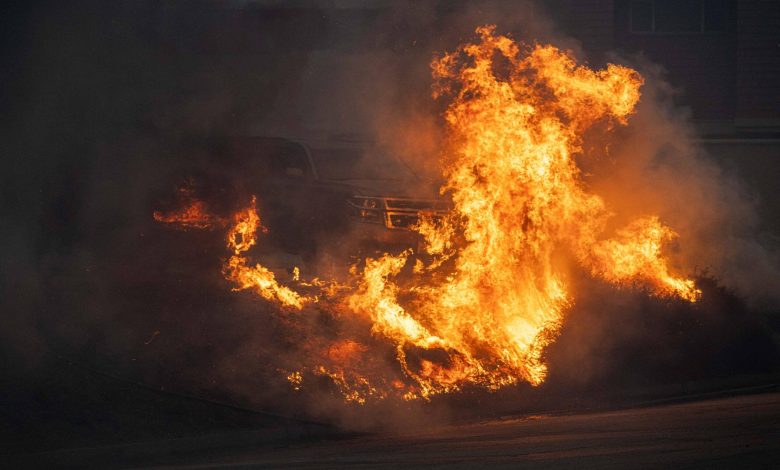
321;178;443;200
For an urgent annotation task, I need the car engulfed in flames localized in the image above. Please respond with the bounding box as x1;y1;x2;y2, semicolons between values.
154;25;702;404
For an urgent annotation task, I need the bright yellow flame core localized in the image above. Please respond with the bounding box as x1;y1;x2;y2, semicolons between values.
156;26;700;403
345;25;699;395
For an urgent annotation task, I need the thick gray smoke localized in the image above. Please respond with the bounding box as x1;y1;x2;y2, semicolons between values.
582;58;780;305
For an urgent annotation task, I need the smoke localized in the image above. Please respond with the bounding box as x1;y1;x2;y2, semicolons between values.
581;57;780;305
2;0;778;434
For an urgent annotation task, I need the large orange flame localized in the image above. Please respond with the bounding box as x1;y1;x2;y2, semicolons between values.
154;26;700;403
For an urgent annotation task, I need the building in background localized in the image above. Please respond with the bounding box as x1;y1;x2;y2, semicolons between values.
563;0;779;137
517;0;779;232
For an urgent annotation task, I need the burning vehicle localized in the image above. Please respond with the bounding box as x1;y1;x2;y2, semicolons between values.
154;26;707;403
226;136;449;261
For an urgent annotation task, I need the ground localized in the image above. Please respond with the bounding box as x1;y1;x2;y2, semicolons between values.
8;390;779;469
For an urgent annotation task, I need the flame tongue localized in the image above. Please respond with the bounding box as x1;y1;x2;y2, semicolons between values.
222;196;310;309
154;25;699;403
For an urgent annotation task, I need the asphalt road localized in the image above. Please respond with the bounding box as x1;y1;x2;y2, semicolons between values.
13;391;779;469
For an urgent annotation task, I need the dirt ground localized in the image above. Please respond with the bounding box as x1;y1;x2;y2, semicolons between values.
10;390;779;469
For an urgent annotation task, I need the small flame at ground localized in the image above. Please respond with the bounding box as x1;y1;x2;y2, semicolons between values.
153;183;225;230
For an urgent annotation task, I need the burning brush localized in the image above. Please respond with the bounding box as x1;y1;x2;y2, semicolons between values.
155;26;700;403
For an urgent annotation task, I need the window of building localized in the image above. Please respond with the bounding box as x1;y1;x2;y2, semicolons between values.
629;0;732;34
